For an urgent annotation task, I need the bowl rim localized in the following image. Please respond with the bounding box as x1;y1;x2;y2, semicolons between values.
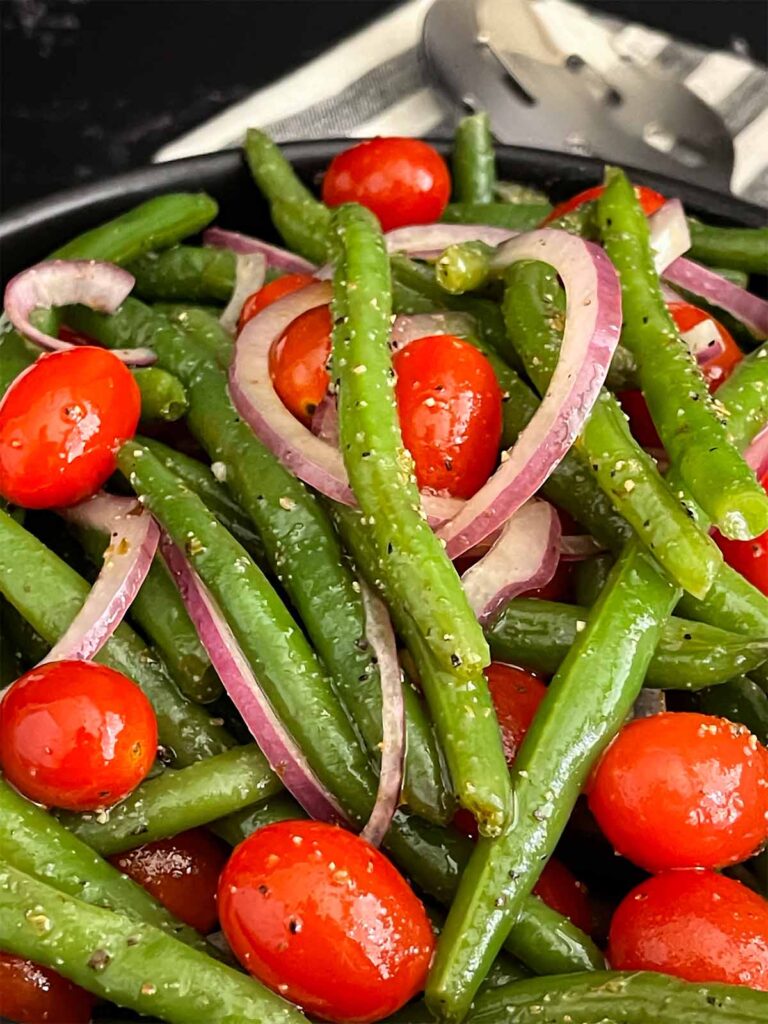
1;139;765;247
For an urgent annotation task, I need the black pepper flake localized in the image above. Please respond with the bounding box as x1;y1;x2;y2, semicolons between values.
683;633;692;640
387;542;393;554
642;316;649;325
258;884;269;895
361;451;371;458
444;457;453;471
306;403;317;416
450;653;462;667
87;949;112;971
288;919;300;934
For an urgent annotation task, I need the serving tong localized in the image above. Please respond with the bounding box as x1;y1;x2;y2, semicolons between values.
422;0;735;193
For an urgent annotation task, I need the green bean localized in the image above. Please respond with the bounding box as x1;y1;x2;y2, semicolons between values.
494;181;551;206
0;508;233;766
211;794;302;845
50;193;219;264
63;299;451;823
573;553;614;605
0;779;204;949
137;436;265;562
133;366;188;425
718;343;768;451
707;266;751;288
598;167;768;541
442;203;550;231
0;863;303;1024
118;440;379;823
426;543;678;1019
73;524;222;704
0;608;25;685
502;260;722;599
697;675;768;745
0;320;38;393
452;112;497;204
486;598;768;689
454;971;768;1024
128;245;236;302
687;219;768;274
331;203;510;835
58;744;282;856
245;128;331;262
154;301;224;318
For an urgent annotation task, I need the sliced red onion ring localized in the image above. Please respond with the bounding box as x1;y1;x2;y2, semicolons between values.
384;223;515;260
679;317;726;364
461;500;561;624
4;260;154;365
219;252;266;334
203;227;316;275
391;311;475;350
160;534;348;824
358;582;405;846
310;395;339;447
559;534;607;560
47;493;159;663
745;425;768;480
437;230;622;559
663;258;768;339
648;199;691;272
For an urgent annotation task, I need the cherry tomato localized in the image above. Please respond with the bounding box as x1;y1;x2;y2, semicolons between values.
617;388;662;449
393;334;503;498
668;301;743;390
609;869;768;990
218;820;434;1022
237;273;316;333
532;858;592;935
0;951;96;1023
0;660;157;811
544;184;666;223
715;471;768;596
109;828;229;933
0;346;140;509
322;138;451;231
588;712;768;872
270;305;332;426
485;663;547;765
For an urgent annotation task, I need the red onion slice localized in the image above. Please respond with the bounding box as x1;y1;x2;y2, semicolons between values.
390;312;475;351
4;260;154;365
437;229;622;559
358;582;405;846
47;493;159;663
461;500;561;624
219;253;266;334
203;227;316;275
160;534;349;824
310;396;339;447
648;199;691;272
663;258;768;339
559;534;607;560
745;425;768;479
384;223;515;260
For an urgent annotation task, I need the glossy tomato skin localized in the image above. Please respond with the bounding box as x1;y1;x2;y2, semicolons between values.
0;951;96;1023
485;663;547;765
218;820;434;1022
109;828;229;933
544;184;666;223
237;273;316;333
588;712;768;872
0;347;140;508
394;334;502;499
0;660;157;811
322;138;451;231
532;858;592;935
270;305;332;426
715;471;768;595
667;301;743;390
609;869;768;990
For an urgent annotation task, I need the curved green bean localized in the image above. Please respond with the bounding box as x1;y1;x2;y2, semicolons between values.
443;202;550;230
0;863;303;1024
718;343;768;452
697;675;768;745
452;112;496;204
598;167;768;541
129;245;236;302
687;219;768;274
133;366;188;425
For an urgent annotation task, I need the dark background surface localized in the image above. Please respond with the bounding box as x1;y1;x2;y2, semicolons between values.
2;0;766;213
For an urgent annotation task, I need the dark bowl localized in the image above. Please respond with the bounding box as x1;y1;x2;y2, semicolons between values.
0;141;765;278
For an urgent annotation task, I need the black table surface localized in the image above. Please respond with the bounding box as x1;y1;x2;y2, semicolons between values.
2;0;766;214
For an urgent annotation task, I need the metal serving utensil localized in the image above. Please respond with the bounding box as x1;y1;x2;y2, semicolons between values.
422;0;735;193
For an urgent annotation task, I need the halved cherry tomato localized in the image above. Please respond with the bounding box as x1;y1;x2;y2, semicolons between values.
544;184;666;223
237;273;316;334
0;346;140;509
393;334;502;498
109;827;229;933
0;951;96;1023
0;660;157;811
587;712;768;872
532;857;592;935
485;662;547;765
609;869;768;989
218;820;434;1022
270;305;332;426
617;387;663;449
715;471;768;595
322;138;451;231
